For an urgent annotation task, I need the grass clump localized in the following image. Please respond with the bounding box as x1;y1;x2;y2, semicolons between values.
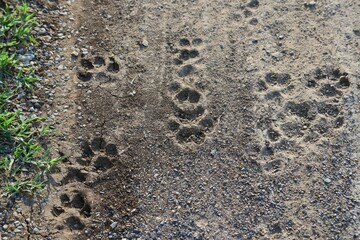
0;3;38;49
0;2;63;196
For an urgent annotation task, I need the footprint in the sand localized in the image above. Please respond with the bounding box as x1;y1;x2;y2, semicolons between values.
173;38;203;78
168;81;214;144
256;72;295;154
76;55;120;82
244;0;260;25
51;190;91;230
257;67;350;155
305;67;350;96
78;137;118;170
53;138;119;230
167;38;214;144
300;67;349;142
61;138;118;184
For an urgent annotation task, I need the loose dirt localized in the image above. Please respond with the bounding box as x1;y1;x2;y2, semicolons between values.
2;0;360;239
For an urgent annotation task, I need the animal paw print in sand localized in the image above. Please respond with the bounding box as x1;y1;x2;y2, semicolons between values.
306;67;350;96
168;82;214;144
61;138;118;184
78;137;118;171
167;38;214;144
76;55;120;83
256;68;350;155
168;38;214;144
52;138;118;231
173;37;203;78
300;67;349;140
51;190;91;230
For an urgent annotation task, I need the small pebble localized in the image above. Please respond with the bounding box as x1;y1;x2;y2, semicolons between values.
38;28;47;35
81;48;88;54
142;39;149;47
71;50;79;56
324;178;331;183
210;149;217;157
110;222;118;229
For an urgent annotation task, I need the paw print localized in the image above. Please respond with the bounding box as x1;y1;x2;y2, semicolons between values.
60;138;118;185
76;55;120;83
167;81;214;144
78;137;118;171
50;138;118;232
256;67;350;156
305;67;350;96
173;38;203;78
166;37;215;145
51;190;91;230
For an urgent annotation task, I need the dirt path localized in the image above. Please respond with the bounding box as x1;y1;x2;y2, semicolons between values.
9;0;359;239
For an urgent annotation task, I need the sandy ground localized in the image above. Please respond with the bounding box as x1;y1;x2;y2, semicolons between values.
1;0;360;239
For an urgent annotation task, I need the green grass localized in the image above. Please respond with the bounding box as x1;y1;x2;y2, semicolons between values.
0;3;38;49
0;2;63;196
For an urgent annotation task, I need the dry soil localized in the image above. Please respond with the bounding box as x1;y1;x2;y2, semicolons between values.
2;0;360;239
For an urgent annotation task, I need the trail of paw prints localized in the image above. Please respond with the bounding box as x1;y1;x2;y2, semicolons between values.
256;67;350;157
52;138;119;231
75;55;120;83
256;72;297;157
166;38;215;144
